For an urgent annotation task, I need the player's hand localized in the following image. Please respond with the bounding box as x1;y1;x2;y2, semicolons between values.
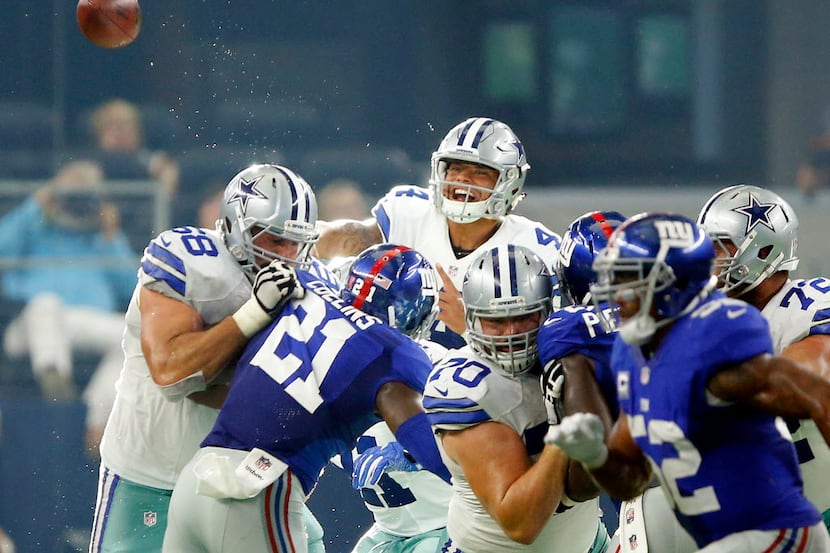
351;442;419;489
232;260;304;338
540;361;565;425
544;412;608;469
436;264;466;336
252;260;304;315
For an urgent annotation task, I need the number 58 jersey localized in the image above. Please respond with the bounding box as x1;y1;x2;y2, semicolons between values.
101;226;251;490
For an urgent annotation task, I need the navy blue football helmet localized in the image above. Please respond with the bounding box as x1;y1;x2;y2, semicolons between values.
590;212;716;345
556;210;627;305
340;244;439;338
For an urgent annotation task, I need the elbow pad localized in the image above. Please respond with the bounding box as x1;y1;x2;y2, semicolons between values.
395;412;452;484
158;370;207;401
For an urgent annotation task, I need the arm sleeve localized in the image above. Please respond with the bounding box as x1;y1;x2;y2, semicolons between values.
394;411;451;484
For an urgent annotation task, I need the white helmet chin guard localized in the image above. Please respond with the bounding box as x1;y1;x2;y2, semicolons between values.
696;184;798;295
430;117;530;223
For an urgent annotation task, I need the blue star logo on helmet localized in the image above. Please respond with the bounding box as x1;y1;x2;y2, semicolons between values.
732;194;778;234
227;176;267;213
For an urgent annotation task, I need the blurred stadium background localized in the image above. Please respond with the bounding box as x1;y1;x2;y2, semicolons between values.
3;1;830;551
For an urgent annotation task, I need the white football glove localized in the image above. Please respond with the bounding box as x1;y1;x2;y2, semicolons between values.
232;260;305;337
540;360;565;425
544;412;608;469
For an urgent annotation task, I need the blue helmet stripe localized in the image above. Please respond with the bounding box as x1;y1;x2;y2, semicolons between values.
491;248;502;297
456;118;477;146
275;166;301;221
508;245;519;296
470;119;494;149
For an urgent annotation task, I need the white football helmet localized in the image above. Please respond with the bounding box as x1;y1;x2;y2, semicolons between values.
463;244;552;376
696;184;798;295
219;163;319;281
430;117;530;223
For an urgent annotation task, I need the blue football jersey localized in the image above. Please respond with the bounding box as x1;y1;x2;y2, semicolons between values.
611;291;820;545
538;304;618;415
202;271;433;494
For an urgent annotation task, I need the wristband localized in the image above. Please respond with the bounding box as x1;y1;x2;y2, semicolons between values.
232;297;273;338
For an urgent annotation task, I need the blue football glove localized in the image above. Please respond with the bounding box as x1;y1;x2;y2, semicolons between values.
351;442;419;489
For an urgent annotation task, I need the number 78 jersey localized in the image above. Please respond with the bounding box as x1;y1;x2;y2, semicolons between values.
762;277;830;518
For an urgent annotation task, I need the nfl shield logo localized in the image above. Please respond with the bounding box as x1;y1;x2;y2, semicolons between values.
255;456;272;470
629;534;638;550
625;506;635;524
144;511;157;527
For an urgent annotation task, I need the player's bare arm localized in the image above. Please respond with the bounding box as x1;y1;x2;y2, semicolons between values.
441;422;567;545
588;412;653;501
140;288;248;393
313;218;383;260
708;353;830;444
781;333;830;380
375;381;424;432
559;354;614;501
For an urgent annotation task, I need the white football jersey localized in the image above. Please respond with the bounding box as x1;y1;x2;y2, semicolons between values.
762;277;830;515
100;226;251;490
424;346;601;552
372;185;560;289
351;339;453;536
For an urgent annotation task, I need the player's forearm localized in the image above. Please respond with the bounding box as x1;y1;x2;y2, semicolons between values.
495;446;568;545
147;317;247;389
587;449;652;501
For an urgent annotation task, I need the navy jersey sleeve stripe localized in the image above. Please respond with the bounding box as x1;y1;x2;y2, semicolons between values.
426;409;491;427
141;259;186;295
372;203;391;240
147;242;186;274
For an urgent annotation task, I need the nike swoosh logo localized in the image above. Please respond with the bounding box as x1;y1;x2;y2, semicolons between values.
432;385;449;397
543;317;563;326
726;309;746;319
160;236;172;247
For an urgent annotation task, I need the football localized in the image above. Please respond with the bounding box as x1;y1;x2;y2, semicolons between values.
76;0;142;49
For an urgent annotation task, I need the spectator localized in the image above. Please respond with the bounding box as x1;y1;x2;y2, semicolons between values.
0;159;137;455
317;178;370;221
196;186;224;229
85;98;180;197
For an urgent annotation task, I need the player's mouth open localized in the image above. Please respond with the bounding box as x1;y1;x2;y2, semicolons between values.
451;187;477;202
